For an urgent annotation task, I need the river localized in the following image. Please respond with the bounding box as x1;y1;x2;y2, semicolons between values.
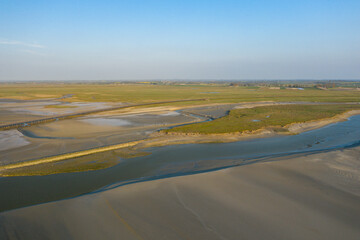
0;115;360;212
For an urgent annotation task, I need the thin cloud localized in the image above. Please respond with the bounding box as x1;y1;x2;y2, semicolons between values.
21;49;46;56
0;40;45;48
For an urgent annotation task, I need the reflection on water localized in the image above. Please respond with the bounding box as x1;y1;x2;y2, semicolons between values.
1;115;360;212
80;118;133;126
158;111;181;116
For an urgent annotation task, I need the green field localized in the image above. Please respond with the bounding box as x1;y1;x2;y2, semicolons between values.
1;83;360;105
0;149;150;177
164;104;360;134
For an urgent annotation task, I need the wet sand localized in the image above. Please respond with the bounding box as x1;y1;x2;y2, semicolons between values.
0;130;29;151
1;146;359;240
2;114;360;211
1;100;360;239
0;108;199;165
0;110;44;125
1;102;360;171
0;99;114;117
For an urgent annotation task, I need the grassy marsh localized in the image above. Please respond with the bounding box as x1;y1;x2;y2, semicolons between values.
0;148;150;177
164;104;360;134
1;83;359;105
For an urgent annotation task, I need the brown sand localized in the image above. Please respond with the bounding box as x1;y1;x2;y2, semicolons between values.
0;146;359;240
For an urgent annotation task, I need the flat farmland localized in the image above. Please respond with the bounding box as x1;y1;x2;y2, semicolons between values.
1;83;360;104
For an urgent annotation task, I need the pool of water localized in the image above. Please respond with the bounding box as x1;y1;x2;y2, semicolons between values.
80;118;133;127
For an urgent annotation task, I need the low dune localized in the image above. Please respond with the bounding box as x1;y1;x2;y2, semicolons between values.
1;146;360;240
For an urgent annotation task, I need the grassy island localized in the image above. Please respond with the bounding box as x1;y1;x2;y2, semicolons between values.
164;104;360;134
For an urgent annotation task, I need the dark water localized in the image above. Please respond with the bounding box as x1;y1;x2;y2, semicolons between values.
1;115;360;212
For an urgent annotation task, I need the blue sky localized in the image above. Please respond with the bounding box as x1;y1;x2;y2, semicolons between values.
1;0;360;80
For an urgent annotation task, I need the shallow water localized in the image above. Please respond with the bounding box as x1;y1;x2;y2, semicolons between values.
158;111;181;116
80;118;133;126
1;115;360;212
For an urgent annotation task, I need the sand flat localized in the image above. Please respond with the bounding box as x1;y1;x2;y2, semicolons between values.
0;130;29;152
1;146;359;240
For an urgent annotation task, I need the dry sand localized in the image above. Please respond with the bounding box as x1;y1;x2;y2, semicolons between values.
0;146;359;240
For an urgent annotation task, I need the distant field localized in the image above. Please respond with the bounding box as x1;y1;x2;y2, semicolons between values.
44;105;77;108
165;104;360;134
0;83;359;105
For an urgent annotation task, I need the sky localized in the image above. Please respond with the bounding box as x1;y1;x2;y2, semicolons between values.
1;0;360;81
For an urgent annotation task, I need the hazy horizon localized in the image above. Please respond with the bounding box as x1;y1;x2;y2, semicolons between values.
1;0;360;81
1;79;360;83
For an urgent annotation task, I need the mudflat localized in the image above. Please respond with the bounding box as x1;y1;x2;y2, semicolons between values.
1;146;359;240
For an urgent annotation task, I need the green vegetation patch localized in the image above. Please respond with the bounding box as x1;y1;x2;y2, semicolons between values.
0;148;150;177
164;104;360;134
1;83;359;104
0;151;119;176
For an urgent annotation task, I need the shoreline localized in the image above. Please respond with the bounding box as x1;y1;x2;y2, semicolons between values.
1;146;359;239
144;109;360;147
1;109;360;174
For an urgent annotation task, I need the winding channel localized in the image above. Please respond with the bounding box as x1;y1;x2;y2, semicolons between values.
1;114;360;212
